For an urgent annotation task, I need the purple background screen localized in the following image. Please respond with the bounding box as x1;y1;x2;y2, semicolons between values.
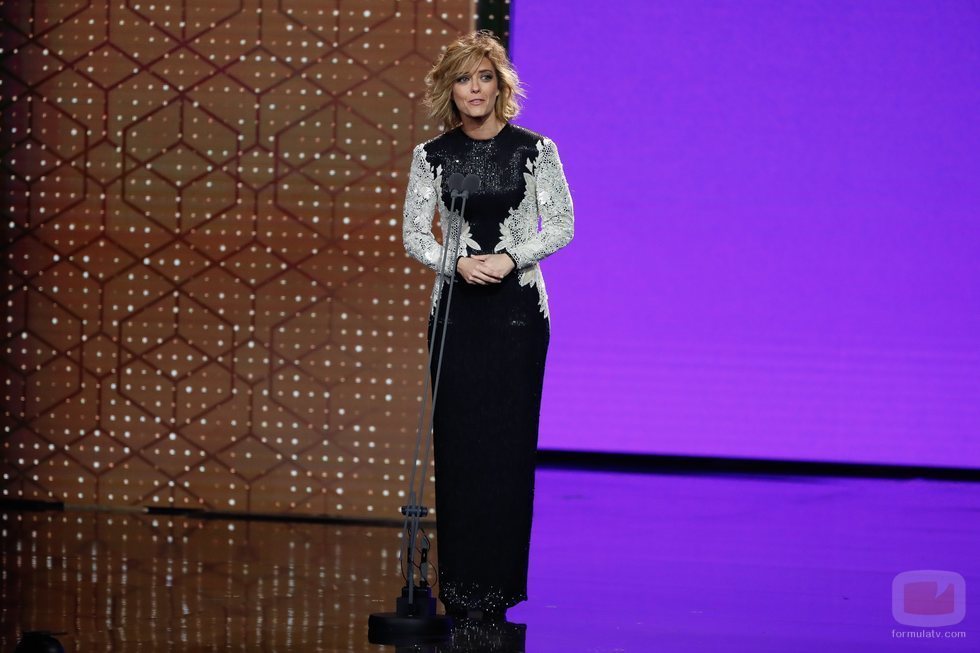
511;2;980;467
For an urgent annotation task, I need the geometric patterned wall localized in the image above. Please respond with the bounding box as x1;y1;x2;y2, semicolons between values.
1;0;473;518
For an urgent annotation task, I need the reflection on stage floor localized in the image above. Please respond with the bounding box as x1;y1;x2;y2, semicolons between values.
3;468;977;652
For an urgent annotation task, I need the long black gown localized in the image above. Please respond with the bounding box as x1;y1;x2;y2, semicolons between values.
402;122;574;613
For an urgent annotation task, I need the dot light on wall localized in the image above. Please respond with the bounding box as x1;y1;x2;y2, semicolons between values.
1;1;475;517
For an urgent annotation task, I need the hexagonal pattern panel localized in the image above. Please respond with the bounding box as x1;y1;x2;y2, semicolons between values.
1;0;474;517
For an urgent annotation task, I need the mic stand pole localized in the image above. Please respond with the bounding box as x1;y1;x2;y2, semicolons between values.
369;173;477;644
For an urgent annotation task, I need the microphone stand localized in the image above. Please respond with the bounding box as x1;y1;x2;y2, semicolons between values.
369;173;480;645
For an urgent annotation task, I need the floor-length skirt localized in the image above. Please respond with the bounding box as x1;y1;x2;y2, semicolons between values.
427;271;550;612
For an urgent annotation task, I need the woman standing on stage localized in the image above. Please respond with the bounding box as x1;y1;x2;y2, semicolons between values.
402;30;574;621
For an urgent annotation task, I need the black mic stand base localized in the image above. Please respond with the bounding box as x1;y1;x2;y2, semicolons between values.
368;585;452;644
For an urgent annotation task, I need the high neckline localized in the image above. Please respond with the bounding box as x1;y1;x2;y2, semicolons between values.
459;122;509;142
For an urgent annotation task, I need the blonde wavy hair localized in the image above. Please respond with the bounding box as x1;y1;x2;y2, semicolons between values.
424;30;525;130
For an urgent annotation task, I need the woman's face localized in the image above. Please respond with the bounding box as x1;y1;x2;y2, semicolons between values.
452;57;499;122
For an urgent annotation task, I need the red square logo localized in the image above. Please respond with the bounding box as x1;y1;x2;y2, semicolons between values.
893;570;966;627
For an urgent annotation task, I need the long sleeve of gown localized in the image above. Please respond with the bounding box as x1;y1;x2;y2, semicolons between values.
402;144;459;276
505;138;574;270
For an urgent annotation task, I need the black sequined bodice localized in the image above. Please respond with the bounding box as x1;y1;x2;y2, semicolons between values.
422;123;542;255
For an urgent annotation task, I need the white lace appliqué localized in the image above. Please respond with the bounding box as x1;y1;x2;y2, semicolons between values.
403;146;467;277
494;138;573;320
403;144;486;314
459;218;480;254
518;265;550;319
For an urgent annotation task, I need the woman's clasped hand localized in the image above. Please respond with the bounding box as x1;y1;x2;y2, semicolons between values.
457;253;515;285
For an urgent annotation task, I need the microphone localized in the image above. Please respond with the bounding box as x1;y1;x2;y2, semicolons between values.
447;173;465;221
447;172;465;195
461;173;481;196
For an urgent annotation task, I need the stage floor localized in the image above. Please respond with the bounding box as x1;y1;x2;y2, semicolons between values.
2;468;977;652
